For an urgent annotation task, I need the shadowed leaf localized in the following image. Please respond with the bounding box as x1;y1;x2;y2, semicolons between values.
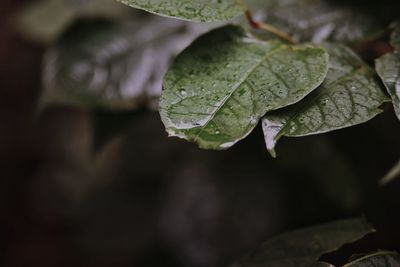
251;0;386;43
16;0;130;43
375;23;400;121
231;217;374;267
344;251;400;266
40;17;205;111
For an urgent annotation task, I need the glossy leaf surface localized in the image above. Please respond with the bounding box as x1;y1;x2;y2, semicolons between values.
263;43;389;157
118;0;243;22
160;25;329;149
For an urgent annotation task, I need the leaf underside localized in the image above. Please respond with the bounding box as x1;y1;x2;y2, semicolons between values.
375;24;400;121
160;25;329;150
117;0;243;22
231;217;374;267
262;43;389;157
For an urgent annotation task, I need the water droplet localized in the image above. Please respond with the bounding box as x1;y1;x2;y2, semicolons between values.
179;88;187;96
215;130;220;134
225;63;231;68
250;116;257;124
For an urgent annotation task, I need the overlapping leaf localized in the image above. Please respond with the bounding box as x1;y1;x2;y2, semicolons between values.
41;16;205;111
117;0;243;22
262;43;389;157
343;251;400;266
251;0;386;43
375;24;400;121
160;25;329;150
231;217;374;267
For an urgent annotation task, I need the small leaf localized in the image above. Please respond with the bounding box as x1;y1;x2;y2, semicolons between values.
343;251;400;266
41;16;205;111
262;43;389;157
117;0;243;22
375;23;400;121
380;159;400;185
231;217;375;267
160;25;329;150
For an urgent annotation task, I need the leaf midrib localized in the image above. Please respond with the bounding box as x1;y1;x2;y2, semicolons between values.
193;43;286;132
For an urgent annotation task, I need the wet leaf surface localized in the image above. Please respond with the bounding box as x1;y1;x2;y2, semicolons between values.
262;43;389;157
160;25;329;150
118;0;243;22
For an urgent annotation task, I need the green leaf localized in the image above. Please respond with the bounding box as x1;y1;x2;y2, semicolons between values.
231;217;374;267
117;0;243;22
375;24;400;121
380;159;400;185
343;251;400;266
160;25;329;150
250;0;387;43
262;43;389;157
41;17;204;111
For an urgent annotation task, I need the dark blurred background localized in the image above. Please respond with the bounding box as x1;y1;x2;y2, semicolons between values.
1;0;400;267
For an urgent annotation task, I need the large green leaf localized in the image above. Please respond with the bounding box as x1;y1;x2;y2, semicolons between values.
41;16;205;111
117;0;243;22
160;25;329;150
375;24;400;121
262;43;389;157
250;0;386;43
231;217;374;267
343;251;400;266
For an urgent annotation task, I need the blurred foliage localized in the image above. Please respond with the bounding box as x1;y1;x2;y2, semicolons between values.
232;217;374;267
1;0;399;266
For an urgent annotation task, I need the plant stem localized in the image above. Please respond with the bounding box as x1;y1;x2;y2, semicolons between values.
238;0;296;44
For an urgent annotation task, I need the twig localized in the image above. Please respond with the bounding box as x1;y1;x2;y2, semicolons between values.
239;0;296;44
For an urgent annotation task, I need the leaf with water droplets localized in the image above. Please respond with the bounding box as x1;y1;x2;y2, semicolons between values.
40;16;205;111
262;43;389;157
375;23;400;121
117;0;243;22
231;217;374;267
160;25;329;150
343;251;400;266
